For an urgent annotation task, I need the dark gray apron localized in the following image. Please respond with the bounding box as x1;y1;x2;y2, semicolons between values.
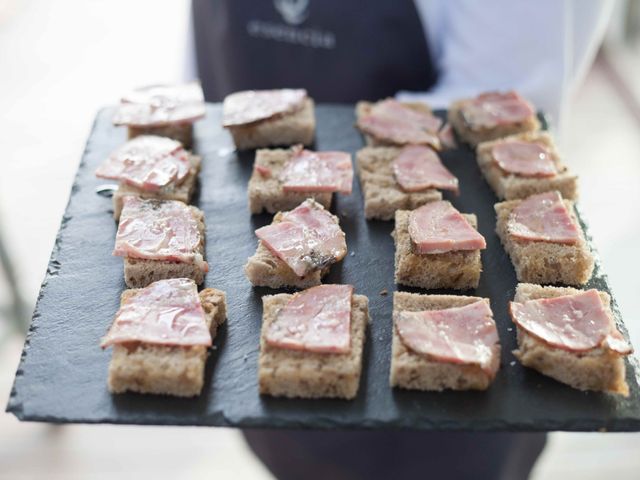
192;0;437;102
192;2;546;478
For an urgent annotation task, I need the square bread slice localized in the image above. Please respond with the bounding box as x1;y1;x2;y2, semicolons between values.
355;101;436;147
495;197;594;285
393;210;482;290
124;205;207;288
512;283;629;396
112;153;201;220
476;132;578;200
390;291;500;391
448;99;540;147
226;98;315;150
128;122;195;150
108;287;226;397
248;148;332;214
258;293;369;399
356;147;442;220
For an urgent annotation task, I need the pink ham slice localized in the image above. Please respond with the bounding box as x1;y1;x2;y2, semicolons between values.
408;201;486;254
265;284;353;353
509;289;632;354
395;300;499;372
95;136;190;191
508;191;580;244
461;91;535;129
222;89;307;127
438;122;457;150
114;196;208;271
280;147;353;194
392;145;459;193
492;140;556;178
255;199;346;277
101;278;211;348
113;82;206;127
358;99;442;147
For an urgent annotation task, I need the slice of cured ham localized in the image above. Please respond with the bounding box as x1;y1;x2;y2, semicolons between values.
265;284;353;353
255;199;346;277
408;201;486;254
461;91;535;129
95;136;190;190
114;196;207;271
492;140;556;177
508;191;580;244
222;89;307;127
392;145;458;193
113;82;206;127
280;147;353;194
358;99;442;147
101;278;211;348
509;289;632;354
395;300;498;372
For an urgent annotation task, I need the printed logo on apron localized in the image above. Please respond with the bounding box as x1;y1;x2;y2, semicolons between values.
274;0;309;26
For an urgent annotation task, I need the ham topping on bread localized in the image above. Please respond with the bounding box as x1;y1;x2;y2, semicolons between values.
509;289;632;354
396;300;499;372
222;88;307;127
280;146;353;194
265;284;353;353
113;82;205;127
408;201;486;254
392;145;459;193
95;136;190;190
255;199;346;277
508;191;580;244
357;99;442;148
438;122;457;150
492;140;556;178
461;91;535;130
101;278;211;348
114;197;208;271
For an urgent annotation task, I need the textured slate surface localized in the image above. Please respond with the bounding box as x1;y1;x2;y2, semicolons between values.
7;104;640;430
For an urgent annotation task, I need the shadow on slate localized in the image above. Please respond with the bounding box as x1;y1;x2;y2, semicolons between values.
6;104;640;431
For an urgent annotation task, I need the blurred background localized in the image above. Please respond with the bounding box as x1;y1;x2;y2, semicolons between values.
1;0;639;478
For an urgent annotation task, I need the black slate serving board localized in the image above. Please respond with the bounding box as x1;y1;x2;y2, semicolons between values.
7;105;640;431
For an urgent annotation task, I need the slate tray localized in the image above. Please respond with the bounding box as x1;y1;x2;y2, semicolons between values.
7;104;640;431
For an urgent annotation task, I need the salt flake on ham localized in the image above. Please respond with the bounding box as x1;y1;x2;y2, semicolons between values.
255;199;346;277
114;196;207;271
113;82;206;127
508;191;580;244
408;201;486;254
101;278;211;348
492;140;556;178
222;89;307;127
509;289;632;354
96;136;190;191
280;147;353;194
396;300;499;372
461;91;535;130
392;145;458;193
265;284;353;354
358;99;442;148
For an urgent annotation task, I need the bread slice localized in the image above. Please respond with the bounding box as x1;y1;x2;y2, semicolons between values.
495;197;594;285
127;122;194;149
390;292;500;391
248;148;332;214
476;132;578;200
108;287;226;397
226;98;315;150
112;153;201;220
393;210;482;290
356;147;442;220
355;100;438;147
123;205;207;288
512;283;629;396
258;293;369;399
448;99;540;147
